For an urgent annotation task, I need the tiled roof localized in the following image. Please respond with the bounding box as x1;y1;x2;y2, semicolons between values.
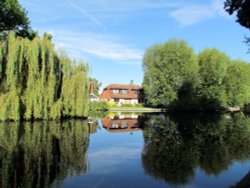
105;84;143;90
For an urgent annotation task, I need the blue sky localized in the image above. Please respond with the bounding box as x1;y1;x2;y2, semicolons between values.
20;0;250;91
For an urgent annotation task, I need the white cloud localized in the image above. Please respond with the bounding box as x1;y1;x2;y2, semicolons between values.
170;0;229;27
67;0;106;29
170;5;215;26
20;0;231;64
52;30;143;62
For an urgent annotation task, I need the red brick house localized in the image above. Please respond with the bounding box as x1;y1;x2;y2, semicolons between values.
100;84;145;105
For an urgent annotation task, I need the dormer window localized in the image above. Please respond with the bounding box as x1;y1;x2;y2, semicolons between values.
121;90;128;94
112;89;119;94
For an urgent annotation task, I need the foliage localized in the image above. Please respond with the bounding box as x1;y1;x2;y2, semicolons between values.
224;60;250;107
197;48;229;110
224;0;250;49
106;101;117;107
0;0;35;39
0;33;90;121
90;78;101;96
60;59;90;118
142;40;198;108
224;0;250;30
89;101;109;114
143;39;250;111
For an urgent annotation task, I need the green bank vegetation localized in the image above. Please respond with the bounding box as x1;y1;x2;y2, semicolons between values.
143;40;250;111
0;33;90;121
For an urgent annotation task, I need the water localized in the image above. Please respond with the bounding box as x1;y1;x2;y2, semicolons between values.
1;112;250;188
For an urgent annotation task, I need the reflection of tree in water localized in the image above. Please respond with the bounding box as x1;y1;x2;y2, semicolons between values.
142;113;250;186
0;120;92;188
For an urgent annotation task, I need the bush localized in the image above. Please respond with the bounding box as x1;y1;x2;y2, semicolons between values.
107;101;117;107
90;101;109;112
135;103;144;107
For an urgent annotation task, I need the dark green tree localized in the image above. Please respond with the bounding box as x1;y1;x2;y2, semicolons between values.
0;0;35;39
224;0;250;49
224;0;250;30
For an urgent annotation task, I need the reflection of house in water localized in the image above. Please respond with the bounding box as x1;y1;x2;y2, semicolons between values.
101;113;145;133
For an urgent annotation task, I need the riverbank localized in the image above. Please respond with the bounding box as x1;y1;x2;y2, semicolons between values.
109;107;165;112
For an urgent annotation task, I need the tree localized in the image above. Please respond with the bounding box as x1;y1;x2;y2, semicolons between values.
197;48;229;110
224;0;250;30
0;33;90;121
130;80;134;85
223;60;250;107
142;40;198;108
90;78;102;96
0;0;35;39
224;0;250;49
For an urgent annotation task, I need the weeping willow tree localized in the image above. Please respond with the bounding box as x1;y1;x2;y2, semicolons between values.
0;33;90;121
59;56;90;118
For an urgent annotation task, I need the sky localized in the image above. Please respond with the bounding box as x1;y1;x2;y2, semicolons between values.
19;0;250;91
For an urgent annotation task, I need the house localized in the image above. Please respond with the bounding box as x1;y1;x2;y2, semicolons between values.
100;84;145;105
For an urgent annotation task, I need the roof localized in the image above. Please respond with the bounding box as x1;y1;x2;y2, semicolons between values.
101;84;144;99
100;84;144;99
104;84;143;90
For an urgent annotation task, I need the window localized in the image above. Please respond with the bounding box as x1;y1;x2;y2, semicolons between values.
121;90;128;94
112;124;119;128
112;89;119;94
133;90;140;94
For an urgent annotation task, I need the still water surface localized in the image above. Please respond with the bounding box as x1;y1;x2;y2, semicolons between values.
1;112;250;188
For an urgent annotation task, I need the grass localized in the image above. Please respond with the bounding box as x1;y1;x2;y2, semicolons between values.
109;106;165;112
